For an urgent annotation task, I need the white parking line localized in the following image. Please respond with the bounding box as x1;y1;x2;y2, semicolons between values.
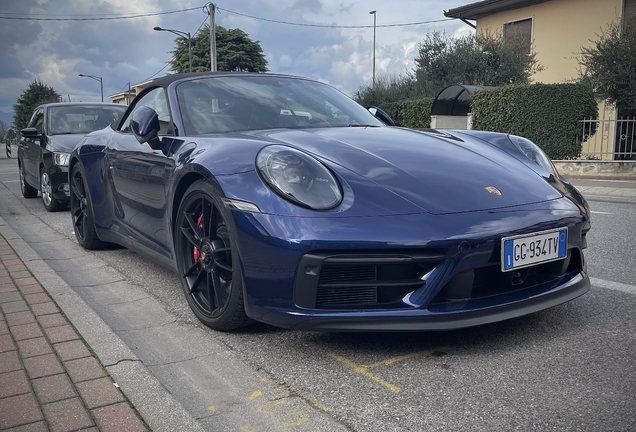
589;179;635;183
590;211;611;215
591;277;636;295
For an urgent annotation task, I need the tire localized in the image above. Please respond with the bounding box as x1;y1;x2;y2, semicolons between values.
175;180;251;331
69;164;103;250
19;160;38;198
40;169;66;212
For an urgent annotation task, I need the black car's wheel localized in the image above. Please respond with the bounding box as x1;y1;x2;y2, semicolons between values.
40;169;66;212
19;160;38;198
70;164;103;250
175;180;251;331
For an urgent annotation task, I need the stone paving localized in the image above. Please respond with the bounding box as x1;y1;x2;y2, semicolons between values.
0;234;149;432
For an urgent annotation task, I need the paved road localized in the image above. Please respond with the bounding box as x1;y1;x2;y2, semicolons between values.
0;153;635;432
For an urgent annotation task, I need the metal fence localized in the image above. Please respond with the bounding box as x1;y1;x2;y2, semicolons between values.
580;117;636;160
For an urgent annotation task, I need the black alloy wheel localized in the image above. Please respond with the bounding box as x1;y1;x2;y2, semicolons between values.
19;160;38;198
70;164;103;250
175;180;250;331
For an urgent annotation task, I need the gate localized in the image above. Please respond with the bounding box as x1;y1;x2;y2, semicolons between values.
580;118;636;160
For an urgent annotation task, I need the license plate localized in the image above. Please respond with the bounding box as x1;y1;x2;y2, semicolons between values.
501;227;567;272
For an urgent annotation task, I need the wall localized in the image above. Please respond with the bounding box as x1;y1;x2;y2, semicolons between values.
476;0;623;84
430;115;469;129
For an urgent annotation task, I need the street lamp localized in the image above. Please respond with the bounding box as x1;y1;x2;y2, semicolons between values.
78;74;103;102
154;26;192;73
369;10;377;87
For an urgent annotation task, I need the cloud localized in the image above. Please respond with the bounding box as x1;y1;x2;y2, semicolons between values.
0;0;470;111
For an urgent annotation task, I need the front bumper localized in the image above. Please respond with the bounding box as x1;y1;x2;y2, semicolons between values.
232;197;590;331
288;272;589;331
46;164;70;202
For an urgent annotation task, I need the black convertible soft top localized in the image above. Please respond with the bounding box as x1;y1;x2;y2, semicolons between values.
147;71;298;89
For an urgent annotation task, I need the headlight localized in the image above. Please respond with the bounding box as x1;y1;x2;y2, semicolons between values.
53;152;71;167
256;145;342;210
508;135;557;177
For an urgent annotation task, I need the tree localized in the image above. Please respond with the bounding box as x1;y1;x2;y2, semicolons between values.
354;73;424;107
13;81;60;133
168;25;268;73
577;18;636;112
413;30;542;97
0;121;7;141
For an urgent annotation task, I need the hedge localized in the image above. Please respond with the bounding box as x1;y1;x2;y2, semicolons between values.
378;97;434;129
471;83;598;160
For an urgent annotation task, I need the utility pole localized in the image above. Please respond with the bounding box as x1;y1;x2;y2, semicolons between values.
209;3;217;71
369;10;377;87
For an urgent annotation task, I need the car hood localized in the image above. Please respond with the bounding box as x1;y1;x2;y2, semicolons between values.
259;127;562;215
46;134;86;153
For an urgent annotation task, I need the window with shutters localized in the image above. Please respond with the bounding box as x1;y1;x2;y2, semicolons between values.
503;18;533;54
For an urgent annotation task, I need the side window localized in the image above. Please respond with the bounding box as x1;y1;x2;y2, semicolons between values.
26;108;42;130
120;88;173;135
33;109;45;134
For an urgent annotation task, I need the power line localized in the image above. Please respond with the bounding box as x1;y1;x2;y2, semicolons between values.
142;64;169;82
0;6;201;21
215;6;453;28
0;4;454;28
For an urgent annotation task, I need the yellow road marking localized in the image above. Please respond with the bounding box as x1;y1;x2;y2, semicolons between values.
263;399;286;410
367;347;449;369
329;347;450;394
278;411;310;427
258;376;332;412
208;406;216;412
249;391;263;400
329;353;401;393
238;423;255;432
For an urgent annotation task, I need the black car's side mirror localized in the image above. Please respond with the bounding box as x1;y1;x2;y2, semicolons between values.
21;127;40;138
131;106;161;149
21;127;47;147
367;106;395;126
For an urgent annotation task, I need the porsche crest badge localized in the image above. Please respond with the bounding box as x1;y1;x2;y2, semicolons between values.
484;186;502;196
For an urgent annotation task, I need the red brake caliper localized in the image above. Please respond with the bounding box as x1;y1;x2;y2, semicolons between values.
192;214;204;262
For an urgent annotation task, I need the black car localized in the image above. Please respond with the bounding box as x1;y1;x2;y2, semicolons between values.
18;102;126;211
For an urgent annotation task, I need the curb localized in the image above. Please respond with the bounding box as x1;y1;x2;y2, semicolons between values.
0;216;205;432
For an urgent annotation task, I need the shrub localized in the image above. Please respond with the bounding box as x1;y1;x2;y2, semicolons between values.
378;98;434;129
471;83;598;159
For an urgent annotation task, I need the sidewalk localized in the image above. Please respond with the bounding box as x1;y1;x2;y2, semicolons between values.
0;234;149;431
565;176;636;198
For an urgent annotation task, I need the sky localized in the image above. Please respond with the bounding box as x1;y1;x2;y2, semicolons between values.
0;0;475;127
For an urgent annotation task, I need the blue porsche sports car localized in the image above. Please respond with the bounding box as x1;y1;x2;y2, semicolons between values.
70;72;590;331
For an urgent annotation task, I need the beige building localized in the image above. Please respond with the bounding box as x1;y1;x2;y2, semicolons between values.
445;0;636;160
108;80;152;105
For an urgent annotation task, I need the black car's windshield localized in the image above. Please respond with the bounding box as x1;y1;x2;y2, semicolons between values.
175;75;383;136
48;106;126;135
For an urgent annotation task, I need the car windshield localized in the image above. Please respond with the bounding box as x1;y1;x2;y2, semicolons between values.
175;75;383;136
48;106;126;135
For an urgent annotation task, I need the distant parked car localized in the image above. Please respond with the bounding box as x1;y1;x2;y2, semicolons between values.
18;102;126;211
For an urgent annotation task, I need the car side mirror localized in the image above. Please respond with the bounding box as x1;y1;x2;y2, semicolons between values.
21;127;47;147
21;127;40;138
367;106;395;126
131;106;161;149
